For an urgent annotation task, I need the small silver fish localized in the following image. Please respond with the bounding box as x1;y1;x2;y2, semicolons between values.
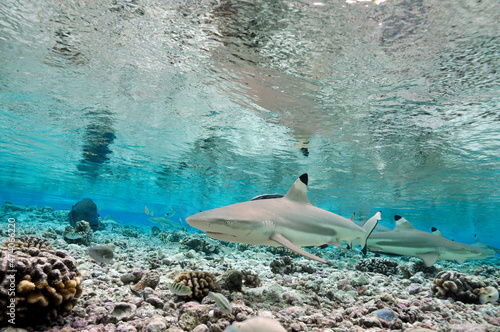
88;245;114;264
168;282;192;296
208;291;232;314
64;233;83;240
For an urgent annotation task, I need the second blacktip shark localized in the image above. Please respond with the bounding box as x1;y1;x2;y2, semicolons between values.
186;173;381;264
366;215;496;267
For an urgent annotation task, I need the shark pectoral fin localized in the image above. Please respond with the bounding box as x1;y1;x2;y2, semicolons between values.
270;233;331;265
455;258;467;264
417;252;440;267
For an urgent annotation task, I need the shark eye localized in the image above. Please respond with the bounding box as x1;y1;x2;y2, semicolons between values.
225;220;231;226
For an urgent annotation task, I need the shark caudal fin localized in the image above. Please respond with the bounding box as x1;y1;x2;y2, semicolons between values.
360;211;381;254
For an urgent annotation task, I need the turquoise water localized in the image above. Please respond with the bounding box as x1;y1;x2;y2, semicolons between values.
0;0;499;247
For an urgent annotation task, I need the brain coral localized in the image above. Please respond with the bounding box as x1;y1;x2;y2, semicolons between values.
0;236;82;326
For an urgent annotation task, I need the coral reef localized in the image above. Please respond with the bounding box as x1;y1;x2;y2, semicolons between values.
431;270;499;304
179;234;220;255
2;202;500;331
356;257;399;276
62;220;93;246
0;239;82;326
242;270;261;288
173;271;219;301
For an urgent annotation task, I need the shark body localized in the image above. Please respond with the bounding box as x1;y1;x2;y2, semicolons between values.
367;215;495;267
186;174;380;264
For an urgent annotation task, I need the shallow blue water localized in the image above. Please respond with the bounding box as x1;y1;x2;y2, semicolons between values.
0;0;499;248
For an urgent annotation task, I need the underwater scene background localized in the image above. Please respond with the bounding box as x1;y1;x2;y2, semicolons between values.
0;0;499;331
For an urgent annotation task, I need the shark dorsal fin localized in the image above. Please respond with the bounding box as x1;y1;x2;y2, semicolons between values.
394;215;416;230
284;174;311;204
431;227;445;238
349;213;355;221
474;234;480;244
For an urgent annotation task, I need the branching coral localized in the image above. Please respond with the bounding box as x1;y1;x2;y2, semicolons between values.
173;271;219;301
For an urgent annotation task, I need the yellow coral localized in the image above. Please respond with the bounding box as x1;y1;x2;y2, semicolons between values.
46;286;63;306
66;280;77;288
17;280;36;294
55;281;65;289
27;291;49;307
75;284;83;298
35;279;48;290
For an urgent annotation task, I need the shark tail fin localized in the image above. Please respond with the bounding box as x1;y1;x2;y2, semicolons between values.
360;211;381;253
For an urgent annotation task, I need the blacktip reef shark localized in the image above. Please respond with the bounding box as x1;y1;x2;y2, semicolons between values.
186;174;381;264
366;215;496;267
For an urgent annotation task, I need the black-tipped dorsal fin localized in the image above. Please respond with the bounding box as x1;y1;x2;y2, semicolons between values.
393;215;416;230
284;173;311;204
431;227;445;238
349;213;355;221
